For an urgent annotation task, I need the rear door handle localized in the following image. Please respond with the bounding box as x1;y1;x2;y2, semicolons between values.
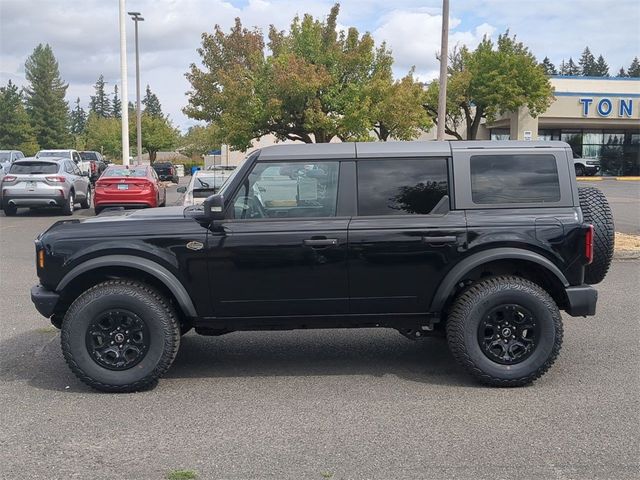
303;238;338;247
421;235;457;245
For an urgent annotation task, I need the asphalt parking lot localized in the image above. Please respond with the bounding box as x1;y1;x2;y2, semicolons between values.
578;179;640;234
1;181;639;479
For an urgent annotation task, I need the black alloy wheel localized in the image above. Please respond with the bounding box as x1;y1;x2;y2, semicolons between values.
478;304;539;365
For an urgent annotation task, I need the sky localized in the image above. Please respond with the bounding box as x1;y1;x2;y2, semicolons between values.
1;0;639;132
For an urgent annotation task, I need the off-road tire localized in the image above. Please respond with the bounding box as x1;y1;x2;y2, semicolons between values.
61;191;74;216
2;200;17;216
80;187;92;209
446;276;563;387
578;186;614;284
61;280;180;392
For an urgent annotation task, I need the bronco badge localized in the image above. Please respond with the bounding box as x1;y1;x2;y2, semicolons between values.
186;241;204;251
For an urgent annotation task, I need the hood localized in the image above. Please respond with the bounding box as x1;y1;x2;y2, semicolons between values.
83;206;187;223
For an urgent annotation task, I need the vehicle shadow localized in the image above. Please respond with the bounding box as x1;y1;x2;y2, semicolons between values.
0;327;477;393
4;207;95;218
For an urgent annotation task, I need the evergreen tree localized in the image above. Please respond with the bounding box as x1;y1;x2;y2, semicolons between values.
142;85;163;117
559;59;567;75
540;56;557;75
89;74;111;117
566;57;579;76
111;84;122;118
70;97;86;135
578;47;597;76
0;80;40;155
594;55;609;77
23;44;70;148
628;57;640;77
617;67;627;78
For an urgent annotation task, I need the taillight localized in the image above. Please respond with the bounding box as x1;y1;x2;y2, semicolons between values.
91;162;97;173
46;176;66;183
170;167;175;175
2;175;16;182
585;225;594;264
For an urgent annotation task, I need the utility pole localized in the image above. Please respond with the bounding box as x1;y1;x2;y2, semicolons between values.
436;0;449;141
118;0;130;165
128;11;144;165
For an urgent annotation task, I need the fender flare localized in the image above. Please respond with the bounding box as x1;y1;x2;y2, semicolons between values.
429;248;569;312
56;255;197;317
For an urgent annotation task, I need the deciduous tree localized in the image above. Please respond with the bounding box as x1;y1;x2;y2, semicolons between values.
136;113;178;162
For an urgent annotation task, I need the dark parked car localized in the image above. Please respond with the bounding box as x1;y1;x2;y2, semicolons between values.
79;151;107;184
151;161;178;183
30;141;613;392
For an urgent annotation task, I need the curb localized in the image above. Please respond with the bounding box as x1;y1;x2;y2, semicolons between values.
576;176;640;181
615;176;640;181
576;177;602;181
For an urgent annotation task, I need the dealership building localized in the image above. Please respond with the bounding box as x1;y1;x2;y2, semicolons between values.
481;76;640;175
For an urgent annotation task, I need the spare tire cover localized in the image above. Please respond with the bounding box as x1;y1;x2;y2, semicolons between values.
578;186;614;284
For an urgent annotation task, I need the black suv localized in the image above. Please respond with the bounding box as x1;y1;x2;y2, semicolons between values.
30;141;614;392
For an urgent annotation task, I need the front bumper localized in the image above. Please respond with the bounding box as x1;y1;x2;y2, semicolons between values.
565;285;598;316
31;284;60;318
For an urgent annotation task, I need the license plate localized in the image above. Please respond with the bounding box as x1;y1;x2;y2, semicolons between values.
117;184;129;190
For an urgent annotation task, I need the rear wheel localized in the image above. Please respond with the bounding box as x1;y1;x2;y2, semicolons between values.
62;191;74;216
2;200;17;216
446;276;563;387
61;280;180;392
578;186;614;284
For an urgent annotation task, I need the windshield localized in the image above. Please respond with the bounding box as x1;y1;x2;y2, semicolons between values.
10;161;59;174
103;167;148;177
38;151;70;158
0;153;11;161
79;152;98;161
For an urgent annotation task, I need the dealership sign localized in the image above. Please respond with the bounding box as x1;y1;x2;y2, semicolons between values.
579;97;634;117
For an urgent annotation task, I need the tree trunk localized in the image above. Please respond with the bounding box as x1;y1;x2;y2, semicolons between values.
465;106;484;140
149;150;156;163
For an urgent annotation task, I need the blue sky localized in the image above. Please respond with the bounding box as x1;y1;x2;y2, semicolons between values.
1;0;639;131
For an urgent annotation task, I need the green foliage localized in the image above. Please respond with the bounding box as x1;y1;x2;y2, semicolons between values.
89;74;111;118
142;85;163;118
166;470;197;480
178;124;221;158
0;80;40;155
111;85;122;118
628;57;640;77
578;47;597;76
616;67;627;78
184;4;430;149
23;43;71;148
136;113;179;162
70;97;86;135
424;33;554;140
540;56;557;75
84;112;122;159
594;55;609;77
559;57;579;76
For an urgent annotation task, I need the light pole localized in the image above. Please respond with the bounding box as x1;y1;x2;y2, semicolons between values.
128;11;144;165
118;0;130;165
436;0;449;141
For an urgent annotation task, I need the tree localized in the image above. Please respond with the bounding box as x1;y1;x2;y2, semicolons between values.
627;57;640;77
142;85;163;117
594;55;609;77
423;32;554;140
566;57;580;75
84;112;122;159
136;113;178;162
178;124;221;158
23;43;70;148
89;75;111;117
578;47;597;76
184;4;430;149
617;67;627;77
0;80;39;155
540;56;557;75
70;97;86;135
111;85;122;118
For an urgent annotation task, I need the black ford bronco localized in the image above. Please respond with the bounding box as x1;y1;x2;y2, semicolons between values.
31;141;614;392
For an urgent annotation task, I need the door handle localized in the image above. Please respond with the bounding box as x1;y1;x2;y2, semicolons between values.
421;235;457;245
303;238;338;247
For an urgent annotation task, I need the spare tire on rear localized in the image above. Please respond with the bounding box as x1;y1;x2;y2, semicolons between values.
578;186;614;284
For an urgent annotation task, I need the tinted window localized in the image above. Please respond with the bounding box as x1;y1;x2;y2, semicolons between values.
38;151;70;158
470;154;561;204
103;167;149;177
357;159;449;216
79;152;98;161
10;161;59;174
231;161;339;219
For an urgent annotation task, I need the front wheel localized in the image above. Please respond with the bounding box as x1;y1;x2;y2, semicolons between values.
446;276;563;387
80;187;92;209
61;191;74;215
575;164;586;176
61;280;180;392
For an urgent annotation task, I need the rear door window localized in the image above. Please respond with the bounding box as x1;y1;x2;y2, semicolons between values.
357;159;449;216
9;162;59;174
470;154;561;204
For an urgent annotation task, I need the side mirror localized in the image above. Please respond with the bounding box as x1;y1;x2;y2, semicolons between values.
176;186;187;193
203;193;226;221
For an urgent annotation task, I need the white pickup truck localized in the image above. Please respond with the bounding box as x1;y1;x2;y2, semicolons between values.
36;149;91;176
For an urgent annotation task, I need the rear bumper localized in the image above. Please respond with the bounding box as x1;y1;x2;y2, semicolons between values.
3;193;65;207
31;284;60;318
565;284;598;317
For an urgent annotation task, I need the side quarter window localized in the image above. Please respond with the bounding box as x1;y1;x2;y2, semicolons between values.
230;161;340;219
357;158;449;216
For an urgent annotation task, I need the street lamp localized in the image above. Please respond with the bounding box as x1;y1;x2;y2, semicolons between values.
128;11;144;165
118;0;130;166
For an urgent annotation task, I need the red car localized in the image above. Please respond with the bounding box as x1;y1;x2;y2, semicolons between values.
94;165;166;214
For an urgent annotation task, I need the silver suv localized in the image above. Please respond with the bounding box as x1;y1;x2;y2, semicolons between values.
1;158;92;216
